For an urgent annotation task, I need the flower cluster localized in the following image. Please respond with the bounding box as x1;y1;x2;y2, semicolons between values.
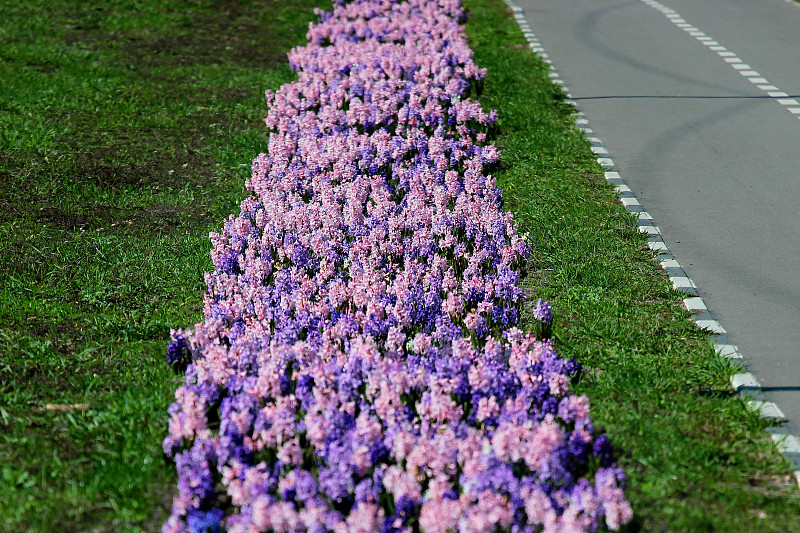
162;1;632;532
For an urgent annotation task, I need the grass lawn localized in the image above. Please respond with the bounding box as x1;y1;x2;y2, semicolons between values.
0;0;328;530
1;0;799;531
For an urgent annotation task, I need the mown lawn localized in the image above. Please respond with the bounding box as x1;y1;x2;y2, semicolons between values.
463;0;800;531
0;1;328;530
2;0;800;531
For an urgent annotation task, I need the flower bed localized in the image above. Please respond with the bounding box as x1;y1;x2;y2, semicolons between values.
162;0;632;531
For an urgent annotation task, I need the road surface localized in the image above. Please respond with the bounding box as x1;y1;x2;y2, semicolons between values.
514;0;800;438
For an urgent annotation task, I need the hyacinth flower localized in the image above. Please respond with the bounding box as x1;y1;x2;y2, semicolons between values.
532;298;553;341
162;0;632;531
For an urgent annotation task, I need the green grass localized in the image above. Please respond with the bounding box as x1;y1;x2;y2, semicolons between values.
3;0;799;531
0;1;329;530
463;0;800;530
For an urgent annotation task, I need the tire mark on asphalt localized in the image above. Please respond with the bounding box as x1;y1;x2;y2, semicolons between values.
573;1;751;95
640;0;800;120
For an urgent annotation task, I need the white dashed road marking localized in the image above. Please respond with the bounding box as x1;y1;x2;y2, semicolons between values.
640;0;800;121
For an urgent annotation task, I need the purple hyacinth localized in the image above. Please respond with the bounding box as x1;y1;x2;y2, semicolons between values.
534;298;553;324
166;332;191;374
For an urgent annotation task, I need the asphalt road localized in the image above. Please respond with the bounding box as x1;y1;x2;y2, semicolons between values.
514;0;800;436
